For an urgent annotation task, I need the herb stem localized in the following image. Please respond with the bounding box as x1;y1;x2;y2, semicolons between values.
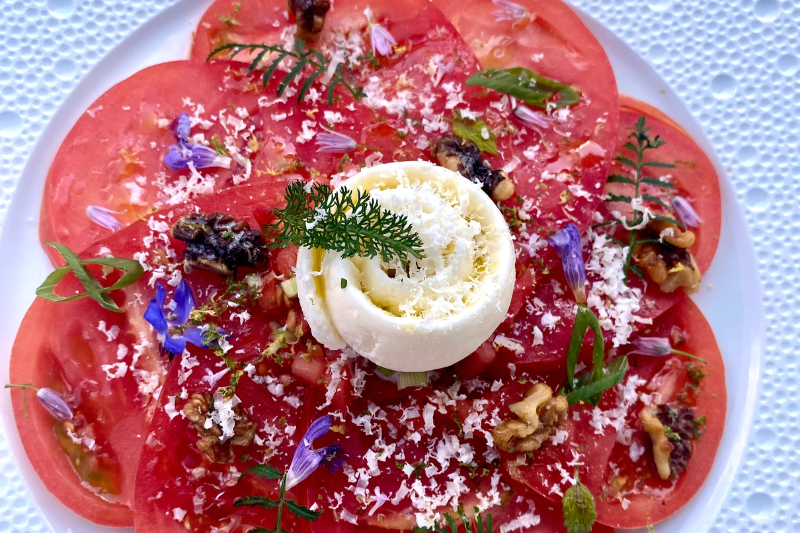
5;383;38;418
671;349;708;364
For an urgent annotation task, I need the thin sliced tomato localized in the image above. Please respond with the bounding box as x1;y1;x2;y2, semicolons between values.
40;60;282;264
606;96;722;274
508;297;726;528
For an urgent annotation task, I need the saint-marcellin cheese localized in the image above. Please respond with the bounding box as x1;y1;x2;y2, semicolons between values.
296;161;515;372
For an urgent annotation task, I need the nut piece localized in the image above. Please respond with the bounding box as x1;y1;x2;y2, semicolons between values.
288;0;331;40
639;406;674;481
648;218;696;249
633;243;701;294
491;383;569;453
172;212;268;277
434;135;508;198
492;178;516;202
182;392;257;464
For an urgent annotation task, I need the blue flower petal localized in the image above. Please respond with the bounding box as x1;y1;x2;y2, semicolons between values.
548;223;586;304
163;334;187;355
164;142;231;171
171;112;191;142
155;283;166;307
173;280;196;326
304;415;333;442
143;298;169;336
284;415;340;490
182;326;207;348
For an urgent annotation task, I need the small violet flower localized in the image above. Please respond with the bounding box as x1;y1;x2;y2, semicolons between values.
491;0;530;26
164;113;232;171
548;223;587;305
36;388;74;421
513;104;551;130
630;336;708;364
144;280;207;355
285;415;345;490
315;126;358;154
671;196;703;229
86;205;124;232
365;8;397;57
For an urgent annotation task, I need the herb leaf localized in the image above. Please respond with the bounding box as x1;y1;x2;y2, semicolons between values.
208;41;365;106
234;496;281;509
562;470;597;533
565;355;628;405
36;242;145;313
242;463;284;480
285;500;322;521
263;181;425;263
448;110;498;155
466;67;580;109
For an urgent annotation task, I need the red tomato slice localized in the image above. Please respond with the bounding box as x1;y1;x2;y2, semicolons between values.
133;350;311;532
39;60;286;264
606;96;722;274
507;297;726;529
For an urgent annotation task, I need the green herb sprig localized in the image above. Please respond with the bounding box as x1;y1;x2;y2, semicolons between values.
561;305;628;406
36;242;145;313
235;464;321;533
448;110;498;155
208;39;365;106
562;469;597;533
599;116;680;282
263;181;425;264
413;505;493;533
466;67;580;109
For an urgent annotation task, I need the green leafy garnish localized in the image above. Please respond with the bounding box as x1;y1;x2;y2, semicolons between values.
414;505;493;533
600;116;679;282
562;470;597;533
208;39;365;106
562;305;628;406
263;181;425;264
447;110;498;155
36;242;145;313
236;464;322;533
466;67;580;109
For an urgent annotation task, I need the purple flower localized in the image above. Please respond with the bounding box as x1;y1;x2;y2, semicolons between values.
164;113;232;171
548;223;586;304
629;336;708;364
672;196;703;229
144;280;207;355
491;0;530;25
86;205;124;232
365;8;396;57
37;388;73;421
285;415;344;490
513;105;551;138
316;126;358;154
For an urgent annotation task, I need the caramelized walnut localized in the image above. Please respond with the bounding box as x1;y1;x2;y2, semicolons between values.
434;135;511;199
491;384;568;453
182;392;257;464
655;405;695;479
172;212;268;277
639;406;674;481
633;242;701;294
288;0;331;40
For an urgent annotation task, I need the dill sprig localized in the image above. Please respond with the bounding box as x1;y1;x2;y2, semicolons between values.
207;39;365;105
263;181;425;264
598;116;680;282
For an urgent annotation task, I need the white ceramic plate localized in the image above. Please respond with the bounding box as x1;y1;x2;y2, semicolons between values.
0;1;763;532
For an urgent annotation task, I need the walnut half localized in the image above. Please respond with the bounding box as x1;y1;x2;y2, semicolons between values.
639;406;674;480
633;217;701;294
491;384;568;453
182;392;257;464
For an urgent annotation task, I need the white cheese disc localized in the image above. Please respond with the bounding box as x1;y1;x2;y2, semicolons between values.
296;161;515;372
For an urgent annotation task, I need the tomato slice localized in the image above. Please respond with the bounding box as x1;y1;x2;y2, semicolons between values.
507;297;726;528
606;96;722;274
39;60;285;264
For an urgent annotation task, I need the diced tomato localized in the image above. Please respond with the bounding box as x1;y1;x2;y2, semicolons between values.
271;246;299;279
292;345;328;387
458;341;498;380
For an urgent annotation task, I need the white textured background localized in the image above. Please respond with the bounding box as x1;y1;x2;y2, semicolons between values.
0;0;796;531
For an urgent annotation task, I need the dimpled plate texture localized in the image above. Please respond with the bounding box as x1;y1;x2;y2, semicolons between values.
0;0;795;532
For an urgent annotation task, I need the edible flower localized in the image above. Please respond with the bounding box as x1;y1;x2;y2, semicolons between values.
144;280;207;355
630;337;708;364
671;196;703;228
86;205;124;232
164;113;232;171
285;415;345;490
491;0;531;26
316;126;358;153
365;8;397;57
4;384;73;421
548;223;586;304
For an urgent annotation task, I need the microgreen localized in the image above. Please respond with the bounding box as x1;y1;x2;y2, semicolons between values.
447;110;498;155
414;505;493;533
600;116;679;282
36;242;145;313
561;305;628;406
466;67;580;109
208;39;365;106
562;469;597;533
262;181;425;264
